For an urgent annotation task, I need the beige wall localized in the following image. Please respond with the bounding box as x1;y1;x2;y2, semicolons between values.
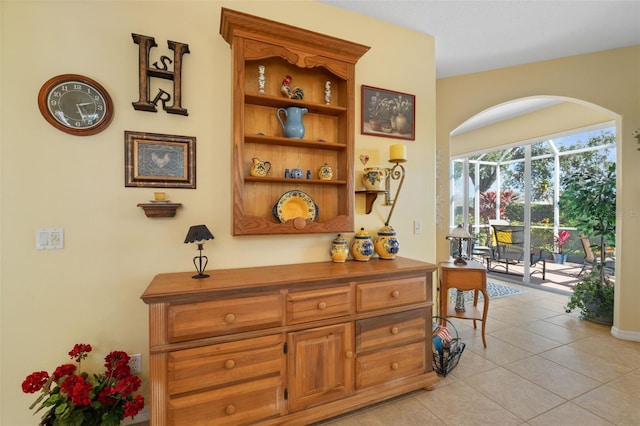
437;46;640;340
0;1;436;423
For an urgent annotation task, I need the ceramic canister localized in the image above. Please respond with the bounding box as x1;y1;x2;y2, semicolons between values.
374;225;400;260
350;228;374;262
330;234;348;263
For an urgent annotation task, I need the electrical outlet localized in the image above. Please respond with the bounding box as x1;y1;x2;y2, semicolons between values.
129;353;142;374
413;220;422;234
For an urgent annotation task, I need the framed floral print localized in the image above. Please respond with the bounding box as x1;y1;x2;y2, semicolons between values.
361;85;415;140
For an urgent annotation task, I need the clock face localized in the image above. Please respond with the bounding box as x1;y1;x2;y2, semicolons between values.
38;74;113;136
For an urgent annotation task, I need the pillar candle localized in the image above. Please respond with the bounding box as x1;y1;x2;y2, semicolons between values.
389;144;407;162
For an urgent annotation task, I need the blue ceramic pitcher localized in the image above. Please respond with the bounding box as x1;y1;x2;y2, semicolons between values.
276;107;307;139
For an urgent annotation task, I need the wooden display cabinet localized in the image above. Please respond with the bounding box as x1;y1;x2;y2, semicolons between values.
141;257;438;425
220;8;369;235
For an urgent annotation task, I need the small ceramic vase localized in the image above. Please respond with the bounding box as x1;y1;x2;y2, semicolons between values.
374;225;400;260
318;163;333;180
249;158;271;177
330;234;349;263
362;167;388;191
291;168;303;179
350;228;374;262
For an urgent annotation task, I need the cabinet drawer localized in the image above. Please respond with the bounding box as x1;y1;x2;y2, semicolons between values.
355;341;425;389
442;270;486;291
287;286;352;324
169;375;283;425
356;276;426;312
168;334;284;396
168;294;283;342
356;309;426;353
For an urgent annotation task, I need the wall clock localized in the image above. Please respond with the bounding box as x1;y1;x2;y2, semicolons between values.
37;74;114;136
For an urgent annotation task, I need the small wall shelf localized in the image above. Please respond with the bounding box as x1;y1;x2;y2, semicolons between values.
355;190;388;214
137;203;182;218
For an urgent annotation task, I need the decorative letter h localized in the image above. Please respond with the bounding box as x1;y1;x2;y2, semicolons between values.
132;33;190;115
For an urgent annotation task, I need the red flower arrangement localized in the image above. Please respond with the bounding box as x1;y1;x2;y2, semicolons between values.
22;343;144;426
554;230;571;254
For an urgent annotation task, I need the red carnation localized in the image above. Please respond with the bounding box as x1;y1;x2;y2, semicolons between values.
69;343;92;362
105;351;130;378
60;375;92;406
97;387;117;406
123;395;145;418
22;371;49;393
52;364;76;381
114;375;141;397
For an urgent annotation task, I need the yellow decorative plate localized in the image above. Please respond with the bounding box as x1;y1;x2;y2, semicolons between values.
273;190;318;223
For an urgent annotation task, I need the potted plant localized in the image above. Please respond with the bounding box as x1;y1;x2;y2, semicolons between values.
21;343;144;426
553;230;571;264
366;92;392;131
560;163;616;324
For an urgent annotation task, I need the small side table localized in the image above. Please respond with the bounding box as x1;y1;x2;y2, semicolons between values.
439;260;488;347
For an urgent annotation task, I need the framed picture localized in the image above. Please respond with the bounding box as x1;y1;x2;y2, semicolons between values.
361;85;415;140
125;131;196;188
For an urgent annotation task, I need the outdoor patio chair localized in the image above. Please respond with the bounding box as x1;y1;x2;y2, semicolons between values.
487;224;546;279
578;236;615;277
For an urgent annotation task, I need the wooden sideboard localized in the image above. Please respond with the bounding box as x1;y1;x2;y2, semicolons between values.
141;257;438;425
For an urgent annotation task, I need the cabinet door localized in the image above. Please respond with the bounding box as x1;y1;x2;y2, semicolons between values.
287;322;354;412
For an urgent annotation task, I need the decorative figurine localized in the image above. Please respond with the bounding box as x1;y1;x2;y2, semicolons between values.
324;80;332;104
284;168;290;178
330;234;349;263
258;65;266;94
318;163;333;180
350;228;374;262
306;169;311;179
280;75;304;100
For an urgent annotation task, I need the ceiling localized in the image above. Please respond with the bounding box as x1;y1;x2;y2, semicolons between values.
321;0;640;133
321;0;640;79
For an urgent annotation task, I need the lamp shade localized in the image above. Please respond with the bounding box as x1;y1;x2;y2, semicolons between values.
184;225;215;244
446;224;472;239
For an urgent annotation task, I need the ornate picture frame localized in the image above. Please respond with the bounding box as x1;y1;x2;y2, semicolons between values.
361;85;415;140
125;131;196;188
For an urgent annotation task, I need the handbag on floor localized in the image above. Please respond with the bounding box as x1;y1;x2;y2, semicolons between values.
432;316;465;376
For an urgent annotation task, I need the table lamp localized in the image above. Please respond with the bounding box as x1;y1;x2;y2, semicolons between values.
184;224;215;279
446;224;472;265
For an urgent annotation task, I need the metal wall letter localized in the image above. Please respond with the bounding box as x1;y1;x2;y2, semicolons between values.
132;33;190;116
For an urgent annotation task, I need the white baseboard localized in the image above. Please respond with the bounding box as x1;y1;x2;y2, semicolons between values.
611;326;640;342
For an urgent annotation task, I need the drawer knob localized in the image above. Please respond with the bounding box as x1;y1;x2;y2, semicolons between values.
390;326;399;335
224;313;236;324
224;359;236;369
317;301;327;310
391;362;399;370
225;404;237;415
345;350;354;359
391;290;400;298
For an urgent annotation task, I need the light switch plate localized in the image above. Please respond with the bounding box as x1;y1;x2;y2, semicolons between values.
36;228;64;249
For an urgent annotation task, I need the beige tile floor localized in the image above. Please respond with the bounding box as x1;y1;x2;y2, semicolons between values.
315;280;640;426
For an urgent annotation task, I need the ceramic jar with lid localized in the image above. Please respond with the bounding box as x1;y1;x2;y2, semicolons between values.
350;227;374;262
318;163;333;180
374;225;400;260
330;234;348;263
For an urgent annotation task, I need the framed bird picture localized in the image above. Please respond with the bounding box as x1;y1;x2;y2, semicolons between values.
125;131;196;188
